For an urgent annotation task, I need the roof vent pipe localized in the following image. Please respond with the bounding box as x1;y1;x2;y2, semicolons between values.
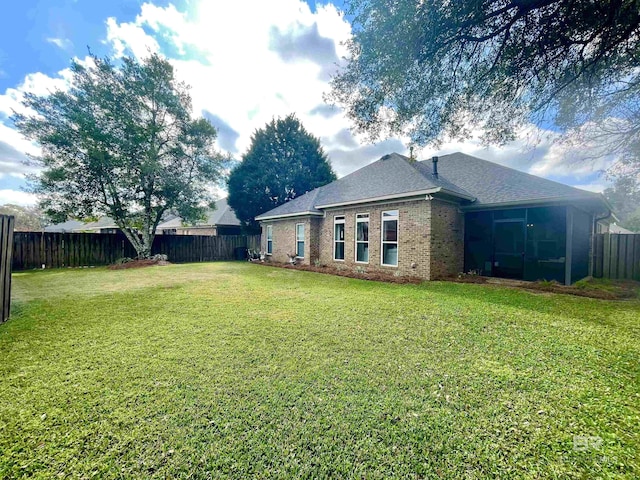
432;156;438;177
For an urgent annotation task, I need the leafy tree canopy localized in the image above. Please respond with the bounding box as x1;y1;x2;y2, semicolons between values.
604;176;640;231
329;0;640;166
228;114;336;228
14;53;227;258
0;204;46;231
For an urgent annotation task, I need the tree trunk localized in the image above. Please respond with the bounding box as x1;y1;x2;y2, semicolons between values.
117;225;150;260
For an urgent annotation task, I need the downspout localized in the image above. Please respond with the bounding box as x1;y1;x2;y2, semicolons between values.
590;210;612;277
565;207;573;286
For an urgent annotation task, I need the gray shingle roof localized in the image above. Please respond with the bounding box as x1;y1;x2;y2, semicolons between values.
256;153;472;219
256;152;606;220
202;198;241;226
156;198;241;229
254;185;327;219
75;216;118;231
430;152;602;206
44;219;85;232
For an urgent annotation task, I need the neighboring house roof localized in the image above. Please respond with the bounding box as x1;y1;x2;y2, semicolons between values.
256;152;609;220
610;224;634;234
74;217;118;231
156;216;183;230
156;198;241;229
201;198;241;226
44;219;85;232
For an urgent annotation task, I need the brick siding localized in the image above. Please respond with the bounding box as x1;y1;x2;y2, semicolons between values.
261;197;465;280
261;217;319;265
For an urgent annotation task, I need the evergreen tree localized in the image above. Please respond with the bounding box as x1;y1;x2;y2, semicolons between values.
228;115;336;228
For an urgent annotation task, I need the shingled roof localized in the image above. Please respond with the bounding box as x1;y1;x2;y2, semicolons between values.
156;198;241;229
256;152;607;220
430;152;603;206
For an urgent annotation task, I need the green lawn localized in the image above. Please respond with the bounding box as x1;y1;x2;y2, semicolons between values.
2;263;639;478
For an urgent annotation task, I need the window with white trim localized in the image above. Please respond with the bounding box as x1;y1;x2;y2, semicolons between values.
381;210;398;266
334;215;345;260
355;213;369;263
295;223;305;258
266;225;273;254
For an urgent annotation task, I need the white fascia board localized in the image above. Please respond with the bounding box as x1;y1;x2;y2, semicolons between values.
315;189;441;209
255;211;324;221
460;194;609;211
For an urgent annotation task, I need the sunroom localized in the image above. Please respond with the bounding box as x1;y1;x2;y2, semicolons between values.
463;203;601;285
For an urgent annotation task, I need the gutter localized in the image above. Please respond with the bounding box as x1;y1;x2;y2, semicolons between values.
315;187;475;210
460;194;611;211
255;211;324;221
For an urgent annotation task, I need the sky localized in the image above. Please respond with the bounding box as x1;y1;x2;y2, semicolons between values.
0;0;615;206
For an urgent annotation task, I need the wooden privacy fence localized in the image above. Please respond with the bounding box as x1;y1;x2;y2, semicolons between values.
12;232;261;271
1;215;15;324
593;233;640;281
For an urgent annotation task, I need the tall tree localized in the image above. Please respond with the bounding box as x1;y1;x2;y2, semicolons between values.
604;176;640;231
228;115;336;227
0;204;46;231
14;54;226;258
329;0;640;168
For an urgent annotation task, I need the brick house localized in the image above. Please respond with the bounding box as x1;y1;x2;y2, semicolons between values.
156;198;242;236
256;152;613;284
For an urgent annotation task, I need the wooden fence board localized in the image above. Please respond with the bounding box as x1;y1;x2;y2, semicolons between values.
602;233;611;279
635;235;640;281
594;233;640;280
606;233;616;279
12;232;261;271
1;215;15;323
594;234;603;278
618;235;627;279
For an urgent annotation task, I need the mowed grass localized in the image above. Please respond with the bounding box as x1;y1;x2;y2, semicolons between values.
1;263;639;479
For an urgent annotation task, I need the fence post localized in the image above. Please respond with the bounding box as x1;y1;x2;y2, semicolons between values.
1;215;15;323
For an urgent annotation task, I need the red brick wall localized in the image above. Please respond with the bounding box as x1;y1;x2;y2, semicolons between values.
261;198;465;279
428;200;464;278
318;199;432;278
261;217;319;265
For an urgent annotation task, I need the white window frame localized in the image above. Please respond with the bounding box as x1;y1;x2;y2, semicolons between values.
333;215;346;261
355;213;369;264
266;225;273;255
295;223;305;258
381;210;399;267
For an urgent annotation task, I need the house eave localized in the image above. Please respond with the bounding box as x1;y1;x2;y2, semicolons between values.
461;194;612;212
315;188;475;210
256;211;324;221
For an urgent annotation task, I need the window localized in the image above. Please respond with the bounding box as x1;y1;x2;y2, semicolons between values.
334;216;345;260
381;210;398;266
296;223;305;258
266;225;273;254
355;213;369;263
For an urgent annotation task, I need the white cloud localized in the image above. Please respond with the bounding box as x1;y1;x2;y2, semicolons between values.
102;1;610;186
0;67;73;181
572;181;607;193
0;189;36;206
413;124;614;185
104;1;353;157
0;67;72;119
0;0;614;198
47;37;73;51
105;17;160;60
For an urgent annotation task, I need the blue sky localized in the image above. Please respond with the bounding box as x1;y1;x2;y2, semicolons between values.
0;0;611;205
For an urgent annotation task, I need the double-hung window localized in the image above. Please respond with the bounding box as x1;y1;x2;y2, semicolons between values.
295;223;305;258
334;216;345;260
266;225;273;255
355;213;369;263
381;210;398;266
